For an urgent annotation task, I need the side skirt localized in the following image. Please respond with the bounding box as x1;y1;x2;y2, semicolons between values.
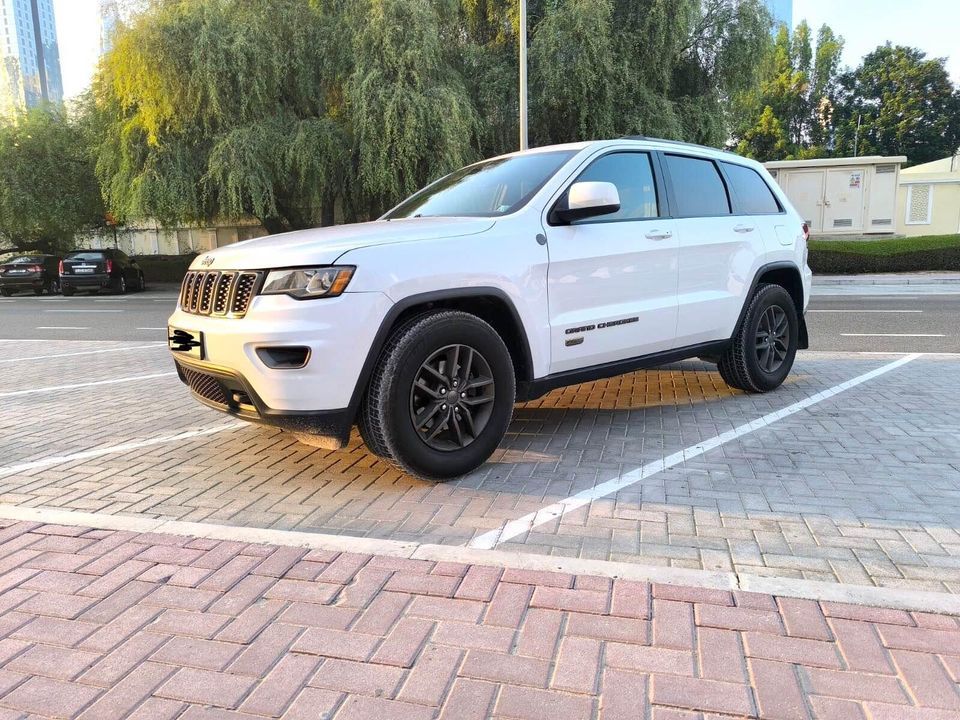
516;340;730;402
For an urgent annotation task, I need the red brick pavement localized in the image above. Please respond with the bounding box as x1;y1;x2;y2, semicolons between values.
0;520;957;719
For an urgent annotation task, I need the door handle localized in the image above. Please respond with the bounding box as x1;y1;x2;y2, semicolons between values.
733;224;755;233
645;230;673;240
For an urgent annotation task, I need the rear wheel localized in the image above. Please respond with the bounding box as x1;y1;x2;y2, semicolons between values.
359;311;515;481
718;283;798;393
61;285;75;297
113;276;127;295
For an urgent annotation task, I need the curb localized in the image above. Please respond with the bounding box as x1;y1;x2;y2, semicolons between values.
814;274;960;286
2;503;958;616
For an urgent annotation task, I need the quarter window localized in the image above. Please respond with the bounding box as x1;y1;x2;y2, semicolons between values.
573;152;659;222
664;155;731;217
723;162;782;215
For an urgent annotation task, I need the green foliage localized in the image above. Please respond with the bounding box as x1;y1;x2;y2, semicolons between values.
732;20;843;160
808;235;960;274
0;107;105;253
737;105;788;161
832;45;960;166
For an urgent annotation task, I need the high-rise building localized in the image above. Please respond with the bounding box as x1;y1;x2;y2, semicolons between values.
0;0;62;115
99;0;120;56
764;0;793;30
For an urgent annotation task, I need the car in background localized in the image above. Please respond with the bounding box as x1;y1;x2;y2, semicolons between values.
0;254;62;296
60;249;146;296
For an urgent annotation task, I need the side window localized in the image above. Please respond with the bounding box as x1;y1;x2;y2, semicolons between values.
664;155;731;217
573;152;659;222
723;162;782;215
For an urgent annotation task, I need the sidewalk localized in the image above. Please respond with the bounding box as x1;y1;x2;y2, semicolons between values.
0;519;958;719
814;272;960;286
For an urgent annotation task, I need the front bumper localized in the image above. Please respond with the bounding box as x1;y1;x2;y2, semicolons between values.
168;290;393;433
173;355;354;446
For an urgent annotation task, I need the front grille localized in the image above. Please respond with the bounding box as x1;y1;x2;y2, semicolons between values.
180;366;229;406
179;270;261;317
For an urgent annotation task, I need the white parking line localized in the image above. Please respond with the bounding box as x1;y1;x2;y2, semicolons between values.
0;372;176;398
468;353;923;550
0;422;247;478
841;333;946;338
43;309;124;314
0;344;166;363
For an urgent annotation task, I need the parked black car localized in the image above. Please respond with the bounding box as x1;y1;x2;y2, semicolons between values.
0;254;62;296
60;249;146;296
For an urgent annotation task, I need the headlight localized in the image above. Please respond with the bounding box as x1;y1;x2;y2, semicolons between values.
260;266;355;299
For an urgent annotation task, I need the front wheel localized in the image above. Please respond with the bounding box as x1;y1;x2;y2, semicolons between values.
359;311;515;481
113;276;127;295
718;283;799;393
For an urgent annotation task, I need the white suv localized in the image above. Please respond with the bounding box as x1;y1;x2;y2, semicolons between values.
169;138;811;480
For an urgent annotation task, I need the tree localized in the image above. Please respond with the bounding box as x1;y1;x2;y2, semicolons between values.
737;105;788;161
731;20;843;159
833;44;960;165
347;0;478;218
94;0;349;233
0;107;105;253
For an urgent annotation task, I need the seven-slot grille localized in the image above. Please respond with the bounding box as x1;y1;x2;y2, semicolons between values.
179;270;261;317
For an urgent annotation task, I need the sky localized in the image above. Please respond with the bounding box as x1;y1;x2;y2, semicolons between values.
52;0;960;101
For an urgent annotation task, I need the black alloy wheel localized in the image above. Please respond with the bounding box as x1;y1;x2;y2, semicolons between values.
409;344;496;451
755;305;789;373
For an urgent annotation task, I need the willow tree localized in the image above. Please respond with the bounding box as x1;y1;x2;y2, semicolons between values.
347;0;478;217
94;0;347;233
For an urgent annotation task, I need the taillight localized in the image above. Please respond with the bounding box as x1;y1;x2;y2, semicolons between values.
801;222;810;242
28;265;42;273
58;260;64;274
106;259;114;274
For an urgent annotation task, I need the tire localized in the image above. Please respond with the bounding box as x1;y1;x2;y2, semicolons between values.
47;279;60;295
718;283;799;393
359;310;515;481
114;276;127;295
0;288;12;297
137;273;146;292
61;285;75;297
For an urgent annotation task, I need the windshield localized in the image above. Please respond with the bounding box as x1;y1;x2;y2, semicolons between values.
384;150;576;219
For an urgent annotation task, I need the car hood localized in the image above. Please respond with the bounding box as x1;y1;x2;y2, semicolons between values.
189;218;496;271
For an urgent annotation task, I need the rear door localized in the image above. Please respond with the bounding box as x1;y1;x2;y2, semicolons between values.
545;150;678;373
664;153;754;346
721;161;786;248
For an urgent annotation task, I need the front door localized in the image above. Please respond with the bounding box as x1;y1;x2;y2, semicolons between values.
546;151;678;374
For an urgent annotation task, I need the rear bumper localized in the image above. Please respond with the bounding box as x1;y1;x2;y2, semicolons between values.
173;355;353;446
0;277;43;290
62;273;111;288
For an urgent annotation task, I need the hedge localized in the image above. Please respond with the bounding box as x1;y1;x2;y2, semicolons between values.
807;235;960;274
135;254;197;284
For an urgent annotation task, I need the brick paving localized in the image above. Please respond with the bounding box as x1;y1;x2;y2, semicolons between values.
2;343;959;593
0;519;956;719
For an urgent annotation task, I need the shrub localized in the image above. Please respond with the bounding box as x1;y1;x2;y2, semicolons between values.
808;235;960;274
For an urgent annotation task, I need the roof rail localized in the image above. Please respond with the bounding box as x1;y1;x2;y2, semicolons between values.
622;135;726;152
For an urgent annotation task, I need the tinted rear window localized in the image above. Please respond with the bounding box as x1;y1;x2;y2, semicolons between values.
665;155;731;217
65;252;106;261
723;162;782;215
7;256;45;264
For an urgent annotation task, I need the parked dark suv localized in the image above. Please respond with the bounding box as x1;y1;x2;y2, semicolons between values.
0;254;62;296
60;249;146;296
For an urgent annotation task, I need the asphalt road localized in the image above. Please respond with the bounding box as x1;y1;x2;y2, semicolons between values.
1;283;958;353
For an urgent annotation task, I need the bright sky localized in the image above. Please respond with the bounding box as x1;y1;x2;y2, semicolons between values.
53;0;960;100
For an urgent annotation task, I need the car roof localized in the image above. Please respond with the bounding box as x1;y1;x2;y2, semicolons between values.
492;137;758;169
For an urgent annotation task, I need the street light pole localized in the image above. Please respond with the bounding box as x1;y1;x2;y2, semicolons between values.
519;0;528;151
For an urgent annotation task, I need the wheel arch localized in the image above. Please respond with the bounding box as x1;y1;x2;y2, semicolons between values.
735;262;809;350
347;287;534;422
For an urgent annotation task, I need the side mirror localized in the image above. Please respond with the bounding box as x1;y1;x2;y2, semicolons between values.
553;181;621;224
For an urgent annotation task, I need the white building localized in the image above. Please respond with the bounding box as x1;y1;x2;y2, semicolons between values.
896;155;960;237
0;0;63;115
